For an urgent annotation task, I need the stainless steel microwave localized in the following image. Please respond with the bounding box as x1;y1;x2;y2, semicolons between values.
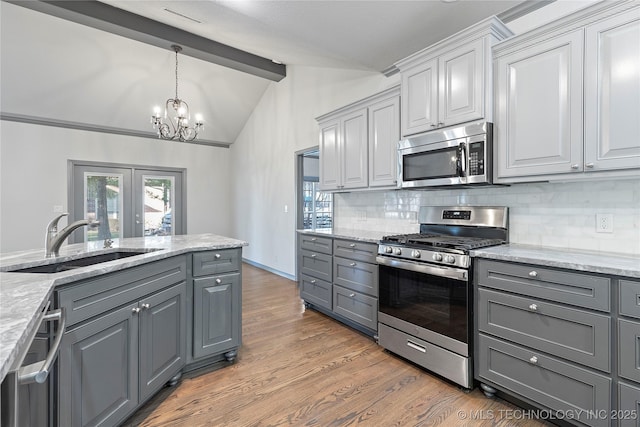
397;122;493;188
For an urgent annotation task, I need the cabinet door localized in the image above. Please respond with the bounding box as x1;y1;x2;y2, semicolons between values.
401;58;438;136
59;303;138;427
439;38;484;127
495;30;584;179
18;337;49;427
618;382;640;427
319;119;341;191
139;283;186;402
341;108;368;189
368;95;400;187
193;274;241;359
585;9;640;171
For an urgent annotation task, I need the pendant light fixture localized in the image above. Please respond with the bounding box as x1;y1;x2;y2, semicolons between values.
151;45;204;142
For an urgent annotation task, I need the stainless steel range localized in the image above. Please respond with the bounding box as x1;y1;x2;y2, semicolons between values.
376;206;508;389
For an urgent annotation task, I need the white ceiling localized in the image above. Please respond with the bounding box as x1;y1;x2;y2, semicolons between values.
102;0;528;72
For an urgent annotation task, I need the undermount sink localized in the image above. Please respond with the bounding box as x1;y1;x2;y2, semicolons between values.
4;250;161;274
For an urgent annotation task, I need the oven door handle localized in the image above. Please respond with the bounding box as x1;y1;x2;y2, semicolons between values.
376;256;468;281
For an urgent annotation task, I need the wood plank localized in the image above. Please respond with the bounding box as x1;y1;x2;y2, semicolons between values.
124;263;552;426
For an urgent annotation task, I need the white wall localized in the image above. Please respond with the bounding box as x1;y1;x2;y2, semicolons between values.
230;65;399;276
0;121;233;252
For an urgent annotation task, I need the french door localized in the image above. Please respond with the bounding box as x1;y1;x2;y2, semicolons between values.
69;162;184;243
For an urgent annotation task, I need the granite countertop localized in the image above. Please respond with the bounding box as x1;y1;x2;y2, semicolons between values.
0;233;248;384
471;243;640;278
297;228;385;244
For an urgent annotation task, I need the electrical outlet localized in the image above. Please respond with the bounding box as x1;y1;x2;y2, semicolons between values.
596;214;613;233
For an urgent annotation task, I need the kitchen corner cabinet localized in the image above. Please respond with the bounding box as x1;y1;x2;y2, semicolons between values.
317;86;400;191
298;233;379;335
396;17;512;137
191;249;242;363
475;258;640;427
494;1;640;183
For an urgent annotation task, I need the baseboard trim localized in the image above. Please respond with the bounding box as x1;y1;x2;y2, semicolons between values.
242;258;296;281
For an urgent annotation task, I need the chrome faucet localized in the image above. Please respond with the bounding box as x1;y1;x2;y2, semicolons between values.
45;213;100;258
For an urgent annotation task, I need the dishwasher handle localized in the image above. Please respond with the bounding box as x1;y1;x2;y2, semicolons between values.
18;308;66;385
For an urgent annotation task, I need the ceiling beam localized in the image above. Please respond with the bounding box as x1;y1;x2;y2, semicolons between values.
7;0;287;82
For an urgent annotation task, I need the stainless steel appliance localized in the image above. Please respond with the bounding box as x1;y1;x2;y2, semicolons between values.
397;122;493;188
376;206;508;388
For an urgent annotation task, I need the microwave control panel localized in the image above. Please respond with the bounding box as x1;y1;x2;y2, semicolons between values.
468;141;485;176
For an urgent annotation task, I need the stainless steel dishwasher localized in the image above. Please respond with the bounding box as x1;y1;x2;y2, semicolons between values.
1;304;65;427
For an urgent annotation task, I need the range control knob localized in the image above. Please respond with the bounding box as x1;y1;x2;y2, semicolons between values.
394;248;402;256
432;253;443;262
412;250;421;259
444;255;456;264
384;246;393;254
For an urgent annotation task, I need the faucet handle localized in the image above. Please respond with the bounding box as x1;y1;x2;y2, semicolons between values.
46;213;69;232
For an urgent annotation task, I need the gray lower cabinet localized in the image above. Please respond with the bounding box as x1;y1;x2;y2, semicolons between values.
618;382;640;427
299;273;332;310
57;256;188;427
17;337;49;426
333;285;377;330
618;279;640;427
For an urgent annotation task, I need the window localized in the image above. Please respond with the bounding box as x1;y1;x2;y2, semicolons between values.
302;181;332;229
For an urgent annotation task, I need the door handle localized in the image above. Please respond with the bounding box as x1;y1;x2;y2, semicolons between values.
18;308;66;385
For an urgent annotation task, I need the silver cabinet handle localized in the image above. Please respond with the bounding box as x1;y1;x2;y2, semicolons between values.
310;279;316;284
350;262;357;267
585;163;594;168
310;254;317;258
349;293;356;297
349;243;356;248
215;253;221;259
216;278;222;284
571;164;580;170
529;271;538;277
132;307;140;313
311;237;317;241
529;356;538;364
430;124;437;128
141;303;150;310
437;122;444;126
529;304;538;311
18;308;66;385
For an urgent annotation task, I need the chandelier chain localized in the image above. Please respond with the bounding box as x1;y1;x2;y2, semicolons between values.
175;47;179;100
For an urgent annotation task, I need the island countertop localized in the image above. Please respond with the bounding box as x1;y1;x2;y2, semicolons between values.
0;233;248;384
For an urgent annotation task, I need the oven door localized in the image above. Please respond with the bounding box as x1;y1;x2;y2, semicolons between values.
377;256;471;357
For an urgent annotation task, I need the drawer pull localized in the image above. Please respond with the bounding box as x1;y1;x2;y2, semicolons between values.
141;303;150;310
529;356;538;364
216;278;222;284
529;304;538;311
350;262;357;267
215;253;221;259
407;340;427;353
311;254;317;258
349;243;356;248
132;307;140;314
349;293;356;298
311;237;317;242
310;280;316;284
529;271;538;278
637;295;640;306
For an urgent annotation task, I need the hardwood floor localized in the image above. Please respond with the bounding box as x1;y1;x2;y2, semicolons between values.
125;263;553;426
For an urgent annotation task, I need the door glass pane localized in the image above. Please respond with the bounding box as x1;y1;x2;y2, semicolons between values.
84;173;123;241
142;175;175;236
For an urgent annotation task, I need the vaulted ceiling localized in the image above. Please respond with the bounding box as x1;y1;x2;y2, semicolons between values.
2;0;551;146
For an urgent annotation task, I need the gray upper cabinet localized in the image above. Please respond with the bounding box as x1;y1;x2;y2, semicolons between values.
396;17;512;137
494;1;640;183
317;86;400;192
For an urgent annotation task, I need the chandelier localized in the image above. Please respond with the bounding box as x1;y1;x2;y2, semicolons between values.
151;45;204;142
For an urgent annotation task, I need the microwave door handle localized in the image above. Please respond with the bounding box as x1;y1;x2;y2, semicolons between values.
458;143;467;177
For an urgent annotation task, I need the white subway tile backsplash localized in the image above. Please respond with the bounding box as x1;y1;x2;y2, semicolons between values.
333;179;640;255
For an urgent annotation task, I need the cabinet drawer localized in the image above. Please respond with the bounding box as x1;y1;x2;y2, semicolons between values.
300;273;332;310
476;260;610;312
57;256;187;327
333;239;378;263
478;334;611;427
619;382;640;427
621;280;640;320
333;256;378;297
300;249;332;282
619;319;640;384
300;234;333;255
192;249;241;277
478;288;611;372
333;285;377;331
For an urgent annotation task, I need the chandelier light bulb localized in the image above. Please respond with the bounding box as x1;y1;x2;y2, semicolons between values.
150;44;204;142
